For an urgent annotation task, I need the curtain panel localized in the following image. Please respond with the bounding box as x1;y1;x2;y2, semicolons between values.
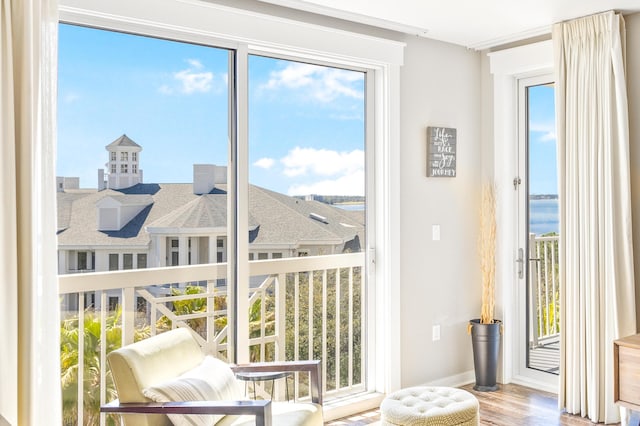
554;11;636;424
0;0;60;424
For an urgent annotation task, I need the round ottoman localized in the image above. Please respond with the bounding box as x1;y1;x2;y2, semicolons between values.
380;386;479;426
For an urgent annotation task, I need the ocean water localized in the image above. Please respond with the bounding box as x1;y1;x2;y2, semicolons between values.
333;200;558;234
335;203;365;211
529;198;558;235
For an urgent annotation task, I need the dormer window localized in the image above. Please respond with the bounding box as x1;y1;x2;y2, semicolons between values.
121;152;128;161
96;195;153;231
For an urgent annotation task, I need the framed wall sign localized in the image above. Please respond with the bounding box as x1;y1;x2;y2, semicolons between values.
427;126;456;177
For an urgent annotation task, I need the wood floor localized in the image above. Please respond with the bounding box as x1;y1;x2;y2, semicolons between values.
327;383;640;425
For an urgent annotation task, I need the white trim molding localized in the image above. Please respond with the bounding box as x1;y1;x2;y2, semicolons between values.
59;0;405;66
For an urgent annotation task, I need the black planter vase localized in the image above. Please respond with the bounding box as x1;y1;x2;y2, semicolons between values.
470;318;501;392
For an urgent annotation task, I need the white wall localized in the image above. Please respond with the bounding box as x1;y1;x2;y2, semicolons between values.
399;35;482;386
626;13;640;329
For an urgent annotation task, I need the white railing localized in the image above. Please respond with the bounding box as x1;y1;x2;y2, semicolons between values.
528;233;560;348
58;252;365;426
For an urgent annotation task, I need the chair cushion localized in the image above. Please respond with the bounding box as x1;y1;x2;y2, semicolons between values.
217;402;323;426
143;356;243;426
108;328;205;405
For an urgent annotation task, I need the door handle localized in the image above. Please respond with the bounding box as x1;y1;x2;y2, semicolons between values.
516;248;524;279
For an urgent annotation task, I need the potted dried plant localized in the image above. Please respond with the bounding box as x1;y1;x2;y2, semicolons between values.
468;182;501;391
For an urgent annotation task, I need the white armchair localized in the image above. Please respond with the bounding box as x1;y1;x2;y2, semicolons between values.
101;328;323;426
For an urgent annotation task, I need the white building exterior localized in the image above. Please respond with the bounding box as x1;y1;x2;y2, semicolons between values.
103;134;143;190
57;136;364;277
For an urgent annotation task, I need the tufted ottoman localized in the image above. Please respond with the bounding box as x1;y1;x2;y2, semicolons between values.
380;386;479;426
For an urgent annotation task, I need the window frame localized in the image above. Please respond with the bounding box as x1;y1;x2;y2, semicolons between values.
489;40;554;391
58;0;403;400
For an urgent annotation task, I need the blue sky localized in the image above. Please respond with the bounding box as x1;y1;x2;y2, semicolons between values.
528;84;557;195
57;24;365;196
58;24;556;196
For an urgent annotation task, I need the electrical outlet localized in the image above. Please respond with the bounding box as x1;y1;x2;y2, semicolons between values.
432;324;441;341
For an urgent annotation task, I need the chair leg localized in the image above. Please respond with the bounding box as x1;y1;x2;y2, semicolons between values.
285;375;290;402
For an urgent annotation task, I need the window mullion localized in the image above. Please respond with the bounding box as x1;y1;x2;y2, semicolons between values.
232;44;250;364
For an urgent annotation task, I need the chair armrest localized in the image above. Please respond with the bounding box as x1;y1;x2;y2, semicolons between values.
231;360;322;404
101;399;273;426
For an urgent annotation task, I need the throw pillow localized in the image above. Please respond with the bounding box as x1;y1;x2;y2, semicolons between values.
143;356;243;426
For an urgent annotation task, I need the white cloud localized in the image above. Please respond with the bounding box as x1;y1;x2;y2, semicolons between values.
281;147;364;178
187;59;204;68
263;63;363;103
254;157;275;169
159;59;214;95
530;121;556;143
539;131;556;142
287;171;364;196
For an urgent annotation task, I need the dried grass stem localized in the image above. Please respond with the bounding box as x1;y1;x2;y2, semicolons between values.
479;183;496;324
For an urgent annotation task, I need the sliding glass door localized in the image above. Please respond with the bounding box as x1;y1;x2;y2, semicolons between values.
247;55;368;396
57;18;375;420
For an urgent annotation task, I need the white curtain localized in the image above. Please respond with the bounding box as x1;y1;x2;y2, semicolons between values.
0;0;60;425
554;11;636;424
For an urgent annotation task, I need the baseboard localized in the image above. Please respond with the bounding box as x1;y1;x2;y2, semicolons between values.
425;370;475;388
424;370;558;395
323;392;385;422
509;375;558;394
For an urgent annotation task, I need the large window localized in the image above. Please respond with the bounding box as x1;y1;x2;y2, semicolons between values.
56;1;401;420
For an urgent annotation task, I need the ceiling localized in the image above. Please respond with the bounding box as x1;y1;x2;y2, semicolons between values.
256;0;640;50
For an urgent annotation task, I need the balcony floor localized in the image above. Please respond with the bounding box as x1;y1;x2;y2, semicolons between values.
327;383;638;425
529;336;560;374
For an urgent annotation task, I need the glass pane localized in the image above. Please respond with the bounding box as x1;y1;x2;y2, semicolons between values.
57;24;233;422
526;83;559;374
248;56;366;395
58;24;230;272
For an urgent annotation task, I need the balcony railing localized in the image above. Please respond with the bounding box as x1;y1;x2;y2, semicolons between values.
528;233;560;348
58;252;365;426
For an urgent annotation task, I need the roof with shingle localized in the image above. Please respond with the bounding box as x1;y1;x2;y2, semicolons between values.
248;186;363;245
106;134;142;149
57;183;363;249
100;194;154;206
